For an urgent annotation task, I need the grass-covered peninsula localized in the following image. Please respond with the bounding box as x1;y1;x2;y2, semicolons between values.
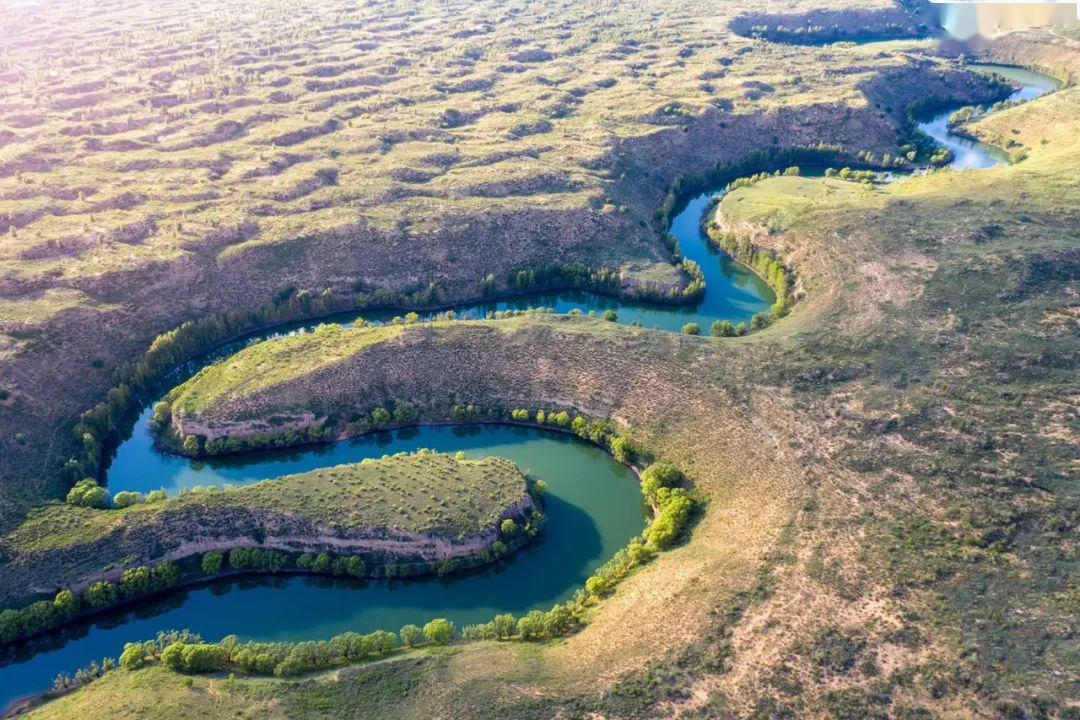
0;451;541;643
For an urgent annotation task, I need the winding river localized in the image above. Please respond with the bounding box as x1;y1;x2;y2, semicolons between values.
0;63;1060;712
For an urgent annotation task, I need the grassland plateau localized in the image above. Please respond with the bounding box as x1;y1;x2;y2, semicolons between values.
0;0;1077;718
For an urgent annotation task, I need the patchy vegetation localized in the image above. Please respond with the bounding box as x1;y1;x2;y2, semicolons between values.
1;1;1077;718
0;452;539;627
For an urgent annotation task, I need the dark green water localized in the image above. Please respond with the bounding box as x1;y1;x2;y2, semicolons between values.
0;425;646;710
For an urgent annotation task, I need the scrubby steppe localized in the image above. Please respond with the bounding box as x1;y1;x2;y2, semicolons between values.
0;0;992;510
74;29;1080;720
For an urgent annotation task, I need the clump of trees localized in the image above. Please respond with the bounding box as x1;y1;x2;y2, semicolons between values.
66;478;108;508
639;461;696;549
710;320;745;337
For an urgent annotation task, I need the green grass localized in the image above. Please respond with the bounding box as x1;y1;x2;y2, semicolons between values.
170;323;405;416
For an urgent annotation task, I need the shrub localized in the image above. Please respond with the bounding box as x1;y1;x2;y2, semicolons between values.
85;581;118;609
370;407;391;428
423;618;455;645
181;643;230;673
516;610;546;640
66;478;109;508
492;614;516;639
510;409;530;421
681;322;701;335
312;552;333;573
119;642;151;670
640;461;684;501
644;488;695;549
0;609;22;642
500;519;518;537
392;401;420;423
145;489;167;503
602;310;617;321
161;642;187;670
399;624;422;647
710;320;735;337
112;491;144;508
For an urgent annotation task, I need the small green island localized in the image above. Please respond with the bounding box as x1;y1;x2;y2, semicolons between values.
0;451;544;644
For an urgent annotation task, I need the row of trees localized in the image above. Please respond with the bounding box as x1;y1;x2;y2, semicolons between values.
119;619;458;677
0;562;181;646
825;167;880;183
707;226;793;319
744;22;921;44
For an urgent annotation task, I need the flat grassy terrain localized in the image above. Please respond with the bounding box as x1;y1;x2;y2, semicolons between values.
31;29;1080;720
0;451;533;607
0;0;997;511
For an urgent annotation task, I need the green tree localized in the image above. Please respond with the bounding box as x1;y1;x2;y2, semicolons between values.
181;435;201;454
161;642;187;671
119;642;149;670
640;461;684;501
112;491;144;508
492;613;516;639
710;320;735;337
182;643;229;672
602;309;617;322
609;436;631;463
392;402;420;423
53;589;79;621
516;610;546;640
370;407;391;428
66;478;109;509
423;618;455;645
0;608;22;643
368;630;399;654
681;323;700;335
511;409;530;422
543;604;574;636
312;552;333;573
85;581;118;609
201;551;223;575
500;519;518;538
400;624;422;647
